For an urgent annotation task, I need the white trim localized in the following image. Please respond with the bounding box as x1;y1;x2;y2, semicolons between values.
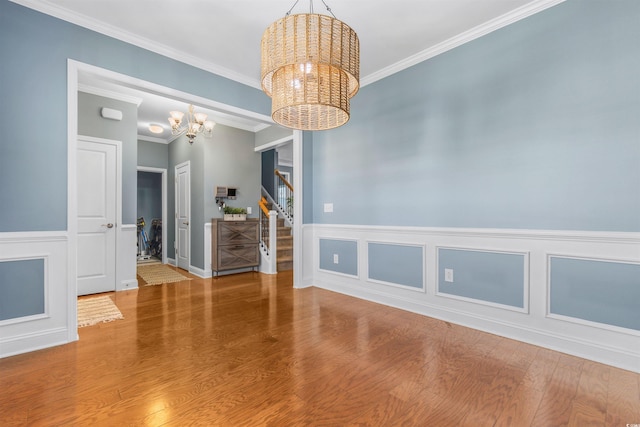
0;232;72;357
292;130;304;289
68;60;272;125
0;327;70;359
254;135;295;152
202;222;212;279
306;223;640;372
138;135;170;144
362;0;567;86
546;253;640;269
435;246;530;314
119;279;139;291
317;268;360;280
116;225;137;291
78;83;143;106
13;0;565;90
0;255;50;326
311;223;640;244
189;265;209;279
547;312;640;338
11;0;261;89
137;166;168;265
0;231;67;243
67;59;79;342
365;240;426;293
546;254;640;336
174;160;191;272
317;236;360;279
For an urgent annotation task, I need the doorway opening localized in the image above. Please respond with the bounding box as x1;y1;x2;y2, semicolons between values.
137;167;168;266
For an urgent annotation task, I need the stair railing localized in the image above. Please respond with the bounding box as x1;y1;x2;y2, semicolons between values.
261;185;292;228
275;169;293;224
258;196;277;274
259;197;271;254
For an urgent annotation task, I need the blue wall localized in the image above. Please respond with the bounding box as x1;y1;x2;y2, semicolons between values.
438;249;526;309
138;140;169;170
0;0;269;232
0;259;45;321
368;243;424;289
550;257;640;331
319;239;358;276
309;0;640;232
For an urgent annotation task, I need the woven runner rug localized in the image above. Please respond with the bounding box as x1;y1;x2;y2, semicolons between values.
77;296;123;327
137;264;192;286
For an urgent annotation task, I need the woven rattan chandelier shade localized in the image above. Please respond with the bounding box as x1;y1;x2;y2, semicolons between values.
261;13;359;130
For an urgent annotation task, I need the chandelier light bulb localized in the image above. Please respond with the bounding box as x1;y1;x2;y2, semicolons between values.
167;104;216;143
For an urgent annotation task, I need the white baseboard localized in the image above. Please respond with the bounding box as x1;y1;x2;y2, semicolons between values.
0;327;70;359
189;265;210;279
117;279;138;291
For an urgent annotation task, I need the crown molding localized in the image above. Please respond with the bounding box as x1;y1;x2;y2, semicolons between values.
10;0;262;89
78;83;143;106
137;135;170;144
12;0;565;90
361;0;566;87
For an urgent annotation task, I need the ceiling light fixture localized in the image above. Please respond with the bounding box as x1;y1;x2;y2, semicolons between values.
168;104;216;144
148;124;164;134
261;0;359;131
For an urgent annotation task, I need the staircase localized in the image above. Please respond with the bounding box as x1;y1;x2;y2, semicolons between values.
260;169;294;273
276;218;293;271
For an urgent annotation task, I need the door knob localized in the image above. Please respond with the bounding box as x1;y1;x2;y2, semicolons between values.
184;221;189;226
102;223;114;228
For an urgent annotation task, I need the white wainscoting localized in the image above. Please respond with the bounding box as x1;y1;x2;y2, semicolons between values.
305;224;640;373
191;222;212;279
299;225;315;288
0;231;73;358
117;224;138;291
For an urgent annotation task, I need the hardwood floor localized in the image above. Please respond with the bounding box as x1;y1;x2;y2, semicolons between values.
1;269;638;426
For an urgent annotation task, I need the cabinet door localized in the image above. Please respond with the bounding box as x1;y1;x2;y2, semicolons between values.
218;221;258;244
218;244;259;270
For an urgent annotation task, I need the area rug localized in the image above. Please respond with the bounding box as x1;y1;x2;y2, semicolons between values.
77;296;123;327
137;263;192;286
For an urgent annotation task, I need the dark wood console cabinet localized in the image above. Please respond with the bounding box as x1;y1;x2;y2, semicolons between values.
211;218;259;275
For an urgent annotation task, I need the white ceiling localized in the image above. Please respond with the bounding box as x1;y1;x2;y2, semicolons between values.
14;0;563;141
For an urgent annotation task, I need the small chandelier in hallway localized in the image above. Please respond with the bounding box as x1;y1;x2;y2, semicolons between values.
168;104;216;144
260;0;360;131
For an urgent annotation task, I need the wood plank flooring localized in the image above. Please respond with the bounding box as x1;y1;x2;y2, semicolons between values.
1;269;638;426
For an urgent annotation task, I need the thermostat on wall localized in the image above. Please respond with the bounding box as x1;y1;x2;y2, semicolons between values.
100;107;123;121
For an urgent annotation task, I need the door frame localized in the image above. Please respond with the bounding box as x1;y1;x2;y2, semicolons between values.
77;136;122;295
67;60;300;341
174;161;191;271
137;166;168;265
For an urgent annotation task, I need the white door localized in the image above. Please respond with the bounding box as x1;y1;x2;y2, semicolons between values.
175;162;190;271
77;138;117;295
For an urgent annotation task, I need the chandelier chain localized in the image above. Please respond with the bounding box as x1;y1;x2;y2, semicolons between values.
285;0;337;18
319;0;336;18
285;0;299;16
